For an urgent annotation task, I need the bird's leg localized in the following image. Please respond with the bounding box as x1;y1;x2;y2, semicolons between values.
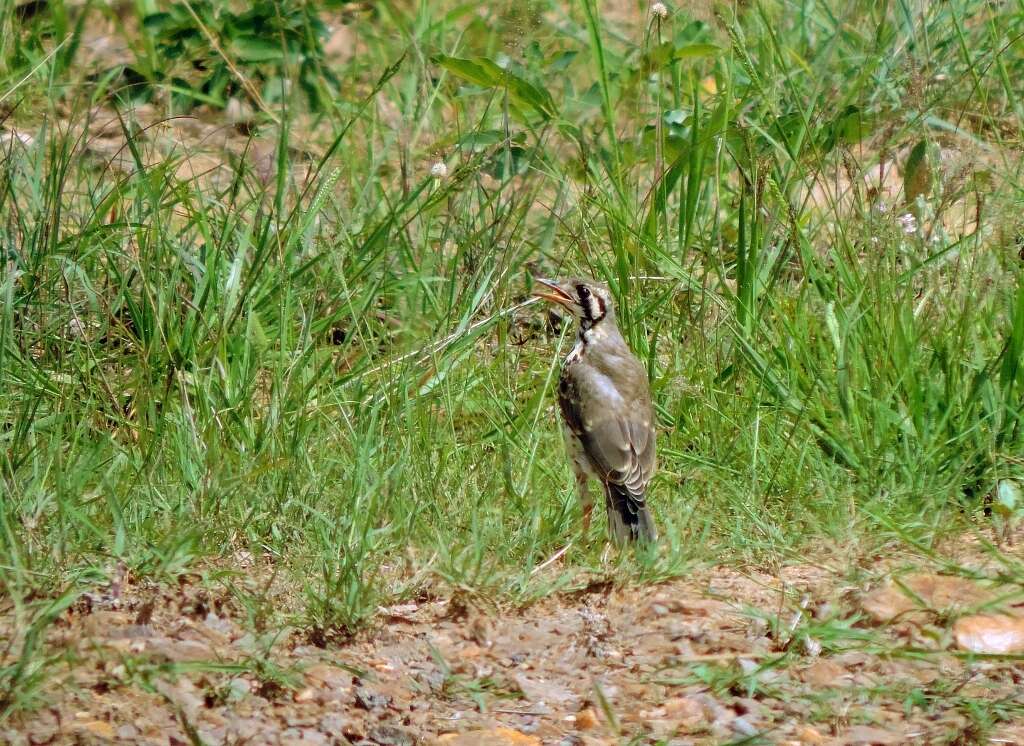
576;472;593;535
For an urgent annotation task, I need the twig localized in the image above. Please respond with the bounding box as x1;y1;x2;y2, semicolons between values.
531;543;572;576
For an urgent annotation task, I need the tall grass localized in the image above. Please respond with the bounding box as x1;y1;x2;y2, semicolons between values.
2;0;1024;714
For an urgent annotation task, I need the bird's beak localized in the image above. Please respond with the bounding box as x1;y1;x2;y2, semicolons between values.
531;278;574;309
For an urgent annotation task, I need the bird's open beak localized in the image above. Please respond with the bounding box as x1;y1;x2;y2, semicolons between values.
532;278;574;309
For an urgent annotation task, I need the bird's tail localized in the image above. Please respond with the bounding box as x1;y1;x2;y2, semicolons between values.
605;483;658;545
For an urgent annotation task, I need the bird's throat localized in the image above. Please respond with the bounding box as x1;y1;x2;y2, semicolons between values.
565;335;585;365
566;323;599;365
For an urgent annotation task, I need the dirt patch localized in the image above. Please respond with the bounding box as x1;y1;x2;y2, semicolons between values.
3;535;1024;744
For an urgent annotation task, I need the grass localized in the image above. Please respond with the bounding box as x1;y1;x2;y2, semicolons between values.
2;0;1024;720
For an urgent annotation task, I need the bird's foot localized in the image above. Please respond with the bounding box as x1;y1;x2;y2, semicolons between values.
581;503;593;537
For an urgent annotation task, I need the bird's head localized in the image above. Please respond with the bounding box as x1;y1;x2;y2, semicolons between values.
531;277;614;329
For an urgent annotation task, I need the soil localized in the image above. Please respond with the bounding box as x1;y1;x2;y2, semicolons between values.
3;531;1024;745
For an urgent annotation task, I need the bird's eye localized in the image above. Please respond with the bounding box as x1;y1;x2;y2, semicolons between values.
578;286;591;300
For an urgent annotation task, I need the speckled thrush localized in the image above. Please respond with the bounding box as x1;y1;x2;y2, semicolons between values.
532;277;657;544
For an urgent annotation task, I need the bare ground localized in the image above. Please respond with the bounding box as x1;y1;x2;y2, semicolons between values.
3;529;1024;746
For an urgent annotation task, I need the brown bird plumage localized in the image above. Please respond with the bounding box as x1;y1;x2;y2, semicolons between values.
532;277;657;544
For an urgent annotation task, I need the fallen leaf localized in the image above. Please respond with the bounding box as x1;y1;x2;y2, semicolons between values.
861;573;991;623
662;696;705;727
840;724;903;745
513;673;577;707
795;724;826;744
370;724;417;746
575;708;599;730
303;664;351;689
953;614;1024;654
801;659;852;688
76;721;116;739
435;728;541;745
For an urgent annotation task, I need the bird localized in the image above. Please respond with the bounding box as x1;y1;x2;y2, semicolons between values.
531;276;657;545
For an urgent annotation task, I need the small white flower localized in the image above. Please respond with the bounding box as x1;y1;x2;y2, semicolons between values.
430;161;448;179
652;2;669;19
874;200;889;214
896;212;918;235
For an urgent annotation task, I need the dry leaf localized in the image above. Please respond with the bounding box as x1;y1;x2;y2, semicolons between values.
435;728;541;745
953;614;1024;654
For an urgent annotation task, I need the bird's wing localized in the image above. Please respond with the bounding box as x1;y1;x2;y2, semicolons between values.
581;415;656;504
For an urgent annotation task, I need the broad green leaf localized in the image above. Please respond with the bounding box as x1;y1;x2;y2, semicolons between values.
231;35;286;63
432;54;557;120
547;50;578;72
674;43;721;60
432;55;501;88
904;139;930;206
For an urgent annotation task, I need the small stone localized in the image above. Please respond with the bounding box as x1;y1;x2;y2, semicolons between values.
320;713;353;734
226;715;264;740
298;730;329;746
369;724;417;745
203;612;234;636
732;717;758;737
354;686;392;711
233;632;257;650
737;658;759;675
841;724;903;744
148;637;213;662
514;673;577;707
116;724;139;739
227;677;251;698
3;730;28;746
662;696;704;726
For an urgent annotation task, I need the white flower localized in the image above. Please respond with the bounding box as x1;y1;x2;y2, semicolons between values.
651;2;669;18
430;161;448;179
896;212;918;235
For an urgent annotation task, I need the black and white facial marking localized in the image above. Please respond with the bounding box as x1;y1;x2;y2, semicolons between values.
576;284;606;330
564;283;610;365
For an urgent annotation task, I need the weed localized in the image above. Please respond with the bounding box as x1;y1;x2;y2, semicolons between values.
1;0;1024;725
